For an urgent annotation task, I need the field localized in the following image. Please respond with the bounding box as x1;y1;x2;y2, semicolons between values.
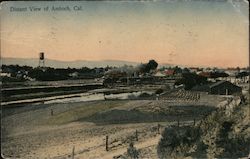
2;94;223;159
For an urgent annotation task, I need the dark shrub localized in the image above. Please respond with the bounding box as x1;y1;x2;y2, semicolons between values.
157;126;200;159
156;89;164;95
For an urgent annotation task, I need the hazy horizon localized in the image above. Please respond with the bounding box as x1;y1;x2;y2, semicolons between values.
1;1;249;68
2;56;249;69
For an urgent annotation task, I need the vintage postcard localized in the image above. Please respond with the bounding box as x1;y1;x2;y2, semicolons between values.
1;0;249;158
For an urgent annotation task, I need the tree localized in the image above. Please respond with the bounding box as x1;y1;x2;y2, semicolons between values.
175;73;208;90
173;66;182;74
145;59;158;73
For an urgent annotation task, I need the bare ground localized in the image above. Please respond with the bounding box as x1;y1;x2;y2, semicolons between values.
2;97;223;159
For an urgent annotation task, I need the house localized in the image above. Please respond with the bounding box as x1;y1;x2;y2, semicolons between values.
164;69;175;76
192;80;242;95
209;81;242;95
225;68;240;77
189;67;199;73
0;72;11;77
198;72;211;78
154;71;166;77
69;72;79;78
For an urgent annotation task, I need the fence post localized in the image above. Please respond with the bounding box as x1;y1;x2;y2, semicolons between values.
193;118;196;126
106;135;109;151
72;146;75;159
135;130;138;141
51;109;53;116
157;123;160;134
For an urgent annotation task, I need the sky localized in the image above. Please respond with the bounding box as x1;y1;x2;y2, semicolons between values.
1;0;249;68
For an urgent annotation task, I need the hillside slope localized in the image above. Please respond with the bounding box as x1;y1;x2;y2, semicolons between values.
1;57;139;68
158;96;250;158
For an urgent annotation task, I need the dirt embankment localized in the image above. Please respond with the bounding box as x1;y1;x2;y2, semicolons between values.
158;96;250;159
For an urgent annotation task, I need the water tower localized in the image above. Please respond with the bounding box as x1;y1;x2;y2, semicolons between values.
38;52;45;67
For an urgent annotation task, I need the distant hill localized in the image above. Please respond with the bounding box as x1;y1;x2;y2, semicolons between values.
1;57;142;68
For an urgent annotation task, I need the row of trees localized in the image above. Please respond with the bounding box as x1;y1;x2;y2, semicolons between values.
1;65;110;81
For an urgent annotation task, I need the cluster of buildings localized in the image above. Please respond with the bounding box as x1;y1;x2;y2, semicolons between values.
154;66;249;95
1;62;249;96
156;66;249;82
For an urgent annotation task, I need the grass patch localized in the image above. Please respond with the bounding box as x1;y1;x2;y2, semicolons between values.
84;109;170;124
46;100;128;125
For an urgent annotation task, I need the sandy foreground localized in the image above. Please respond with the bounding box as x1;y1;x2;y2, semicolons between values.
2;103;169;158
2;97;222;159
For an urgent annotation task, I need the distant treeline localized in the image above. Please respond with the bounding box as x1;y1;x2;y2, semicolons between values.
1;64;249;83
1;65;112;82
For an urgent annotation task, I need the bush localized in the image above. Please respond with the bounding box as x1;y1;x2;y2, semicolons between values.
157;126;200;159
155;89;164;95
127;142;139;159
157;102;250;159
